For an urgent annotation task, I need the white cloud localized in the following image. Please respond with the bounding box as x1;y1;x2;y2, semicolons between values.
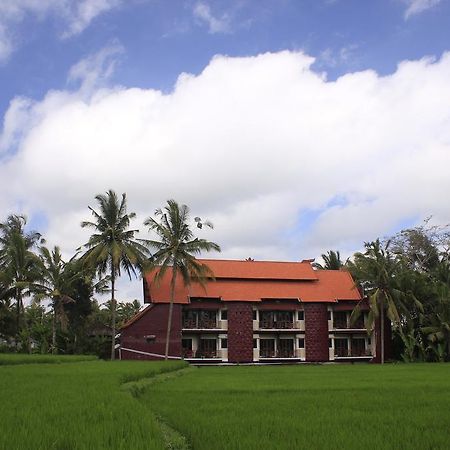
1;49;450;300
0;0;122;62
67;42;124;92
193;2;231;34
403;0;442;19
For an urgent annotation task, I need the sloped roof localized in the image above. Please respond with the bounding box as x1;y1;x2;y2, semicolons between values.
143;259;361;304
192;259;318;280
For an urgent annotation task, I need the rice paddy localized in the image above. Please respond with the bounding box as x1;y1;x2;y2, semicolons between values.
144;363;450;450
1;357;449;449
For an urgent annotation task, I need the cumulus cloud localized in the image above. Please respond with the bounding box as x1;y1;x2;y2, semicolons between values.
403;0;442;19
1;48;450;299
193;2;231;34
0;0;122;62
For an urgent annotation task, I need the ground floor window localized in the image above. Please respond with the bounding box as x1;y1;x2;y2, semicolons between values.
260;339;275;357
198;339;217;358
220;338;228;349
182;338;193;358
278;339;294;357
334;338;348;357
351;338;366;356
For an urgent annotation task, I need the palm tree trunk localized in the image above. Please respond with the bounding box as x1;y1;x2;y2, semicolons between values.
380;306;385;364
52;300;56;355
164;270;177;360
110;274;116;361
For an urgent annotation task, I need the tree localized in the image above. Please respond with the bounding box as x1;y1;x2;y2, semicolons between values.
79;190;150;360
0;215;44;350
144;199;221;359
348;239;408;363
312;250;345;270
37;246;79;354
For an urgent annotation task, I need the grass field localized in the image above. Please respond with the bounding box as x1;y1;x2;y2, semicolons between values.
1;358;449;449
0;355;186;450
143;363;450;450
0;353;98;365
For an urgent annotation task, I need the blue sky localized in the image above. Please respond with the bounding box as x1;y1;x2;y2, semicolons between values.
1;0;449;300
1;0;449;117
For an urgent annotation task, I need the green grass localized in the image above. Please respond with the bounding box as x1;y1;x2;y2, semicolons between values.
0;358;186;449
2;360;449;449
143;363;450;450
0;353;98;365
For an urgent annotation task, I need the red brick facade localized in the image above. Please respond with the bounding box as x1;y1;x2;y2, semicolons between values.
304;303;329;362
227;303;254;363
120;259;391;364
121;304;182;360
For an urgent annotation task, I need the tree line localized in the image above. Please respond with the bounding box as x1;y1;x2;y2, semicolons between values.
1;189;449;363
0;191;220;359
314;220;450;363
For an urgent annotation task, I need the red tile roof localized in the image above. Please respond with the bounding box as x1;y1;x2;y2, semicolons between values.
192;259;318;280
143;259;361;304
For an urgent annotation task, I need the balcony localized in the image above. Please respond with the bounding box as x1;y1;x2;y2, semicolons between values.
259;319;294;329
182;310;218;329
334;348;373;358
259;311;295;330
333;312;365;330
260;349;295;358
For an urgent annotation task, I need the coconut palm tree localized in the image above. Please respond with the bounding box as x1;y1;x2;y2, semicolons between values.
312;250;345;270
0;215;44;349
79;190;151;360
144;199;221;359
348;240;407;363
36;246;80;354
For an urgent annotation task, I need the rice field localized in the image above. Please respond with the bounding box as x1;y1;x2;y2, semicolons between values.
143;363;450;450
0;355;186;450
1;357;449;449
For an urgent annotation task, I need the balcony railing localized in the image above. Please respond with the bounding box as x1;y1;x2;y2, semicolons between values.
182;318;218;329
259;320;294;329
333;319;365;329
260;350;295;358
335;348;372;357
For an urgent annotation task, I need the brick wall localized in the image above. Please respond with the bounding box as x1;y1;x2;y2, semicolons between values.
304;303;329;362
227;302;254;363
121;304;182;360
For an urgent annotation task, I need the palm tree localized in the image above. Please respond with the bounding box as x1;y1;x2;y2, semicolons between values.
312;250;344;270
79;190;151;360
348;240;407;363
144;199;221;359
36;246;79;354
0;215;43;350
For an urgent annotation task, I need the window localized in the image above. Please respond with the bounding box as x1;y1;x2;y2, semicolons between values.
298;338;304;349
367;337;371;346
253;339;258;349
220;309;228;320
334;338;348;357
328;338;333;348
333;311;348;329
260;339;275;357
278;339;294;357
297;310;304;321
182;339;192;350
327;310;332;320
221;338;228;349
253;309;258;320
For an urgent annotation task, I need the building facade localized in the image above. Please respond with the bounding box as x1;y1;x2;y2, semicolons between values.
120;259;390;363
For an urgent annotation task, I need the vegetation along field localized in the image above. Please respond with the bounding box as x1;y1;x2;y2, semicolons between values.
1;357;449;449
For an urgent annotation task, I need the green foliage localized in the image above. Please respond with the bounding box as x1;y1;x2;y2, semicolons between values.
80;190;151;359
0;359;186;449
145;199;221;359
312;250;344;270
144;364;450;450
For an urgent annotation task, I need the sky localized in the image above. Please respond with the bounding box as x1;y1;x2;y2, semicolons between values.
1;0;450;301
